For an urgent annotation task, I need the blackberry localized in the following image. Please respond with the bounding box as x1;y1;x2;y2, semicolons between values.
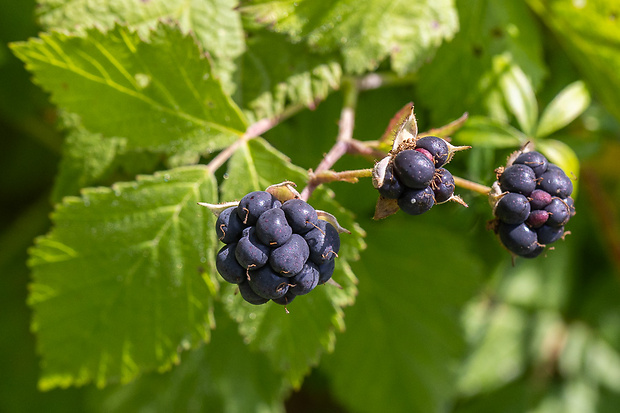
215;206;246;244
494;193;530;224
513;151;548;177
528;189;552;210
491;149;575;258
398;186;435;216
281;199;319;234
269;234;309;276
215;243;246;284
499;164;537;196
544;198;571;227
415;136;450;167
205;187;343;307
237;191;280;225
372;129;469;218
304;220;340;265
538;168;573;198
255;207;292;247
497;222;541;257
290;262;320;295
393;150;435;189
248;265;290;300
377;162;404;199
235;227;270;270
431;168;455;204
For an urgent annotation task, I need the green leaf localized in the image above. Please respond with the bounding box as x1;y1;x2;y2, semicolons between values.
321;217;484;413
454;116;526;148
219;138;363;386
457;304;529;396
536;138;580;197
240;0;458;75
241;31;342;123
495;54;539;136
92;312;289;413
28;166;219;389
536;81;591;138
418;0;546;125
36;0;245;93
11;23;247;153
51;125;125;204
527;0;620;124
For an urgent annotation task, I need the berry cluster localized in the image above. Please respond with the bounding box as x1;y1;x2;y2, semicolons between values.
214;191;340;306
491;151;575;258
375;136;466;215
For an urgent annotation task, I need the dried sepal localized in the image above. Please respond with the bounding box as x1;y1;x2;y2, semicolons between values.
446;194;469;207
391;105;418;151
373;197;400;220
372;156;391;189
488;181;504;208
197;201;240;217
316;210;351;234
266;181;301;202
378;102;415;147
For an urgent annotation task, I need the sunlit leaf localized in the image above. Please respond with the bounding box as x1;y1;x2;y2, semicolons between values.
11;23;247;153
536;81;591;138
28;166;218;389
240;0;458;75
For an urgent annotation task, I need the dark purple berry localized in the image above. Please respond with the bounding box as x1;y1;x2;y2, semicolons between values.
545;198;571;227
235;227;271;270
494;193;530;224
529;189;552;210
377;162;405;199
513;151;548;177
216;243;246;284
269;234;309;276
497;222;540;257
393;150;436;189
290;262;319;295
415;136;449;167
272;291;296;306
537;225;565;244
499;164;537;196
215;206;246;244
238;281;269;305
256;207;292;247
431;168;455;204
304;220;340;265
521;243;545;258
317;259;335;285
248;265;289;300
237;191;280;225
538;168;573;198
398;186;435;216
281;199;319;234
526;210;549;228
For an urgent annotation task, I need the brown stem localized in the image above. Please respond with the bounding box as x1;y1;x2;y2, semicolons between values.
453;176;492;195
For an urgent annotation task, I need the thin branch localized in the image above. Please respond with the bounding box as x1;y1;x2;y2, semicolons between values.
301;80;359;200
453;176;492;196
206;103;307;174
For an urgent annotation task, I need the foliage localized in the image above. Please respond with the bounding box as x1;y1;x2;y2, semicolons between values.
2;0;620;412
